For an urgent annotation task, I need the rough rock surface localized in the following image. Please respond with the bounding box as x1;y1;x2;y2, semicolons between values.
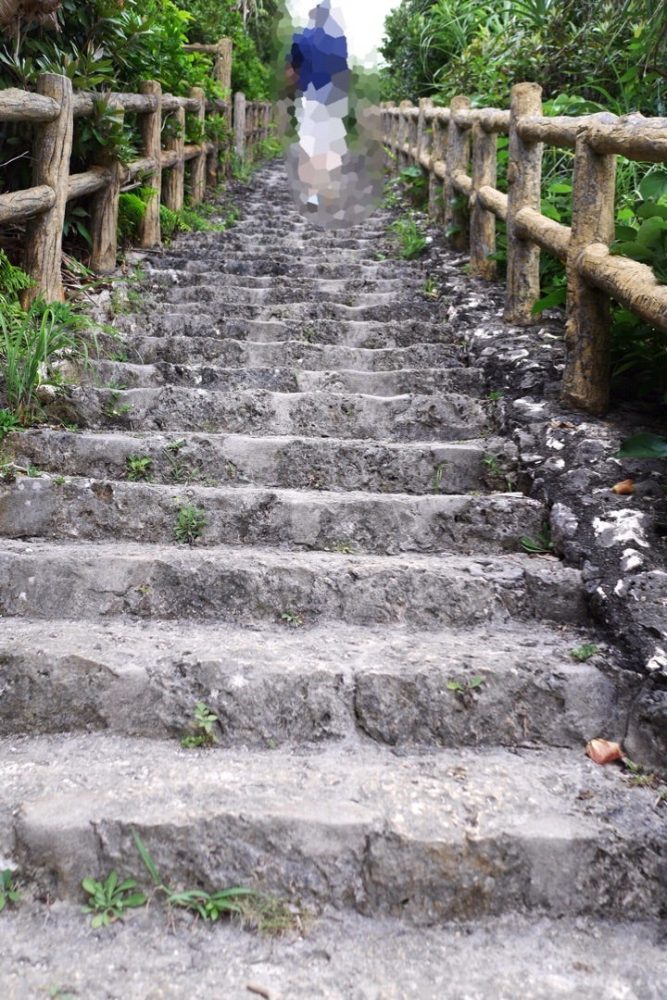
0;161;665;996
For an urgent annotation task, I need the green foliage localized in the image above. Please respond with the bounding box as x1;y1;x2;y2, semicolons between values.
174;503;207;543
132;829;297;933
81;872;146;929
126;454;153;481
611;169;667;283
399;165;428;208
617;433;667;459
570;643;599;662
521;527;553;555
0;408;21;439
0;869;21;912
180;702;219;748
390;215;428;259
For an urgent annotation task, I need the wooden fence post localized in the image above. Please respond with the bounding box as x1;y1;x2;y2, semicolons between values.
189;86;207;205
90;100;124;273
429;111;446;222
234;91;246;162
215;38;232;94
560;136;617;414
470;120;498;279
445;95;471;251
398;101;412;172
22;73;73;305
504;82;543;323
139;80;162;248
163;104;185;211
418;97;431;173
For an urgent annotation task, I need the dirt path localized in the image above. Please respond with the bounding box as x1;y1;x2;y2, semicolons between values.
0;161;664;999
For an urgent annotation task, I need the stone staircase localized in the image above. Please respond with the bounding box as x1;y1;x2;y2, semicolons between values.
0;162;665;998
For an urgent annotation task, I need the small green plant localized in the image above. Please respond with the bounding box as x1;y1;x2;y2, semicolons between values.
487;390;504;402
622;757;663;790
399;165;428;207
180;702;220;749
174;503;207;544
570;643;599;662
126;455;153;482
0;409;21;440
432;461;446;492
132;830;297;933
328;540;355;554
280;609;304;628
81;871;146;928
423;276;441;299
520;528;553;555
447;675;484;708
301;326;317;343
483;454;502;478
53;475;66;486
0;869;21;912
390;215;428;260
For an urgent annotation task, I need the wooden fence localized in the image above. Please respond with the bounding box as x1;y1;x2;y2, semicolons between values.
0;39;272;306
382;85;667;414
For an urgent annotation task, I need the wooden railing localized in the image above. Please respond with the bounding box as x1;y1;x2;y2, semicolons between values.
0;46;273;305
382;85;667;414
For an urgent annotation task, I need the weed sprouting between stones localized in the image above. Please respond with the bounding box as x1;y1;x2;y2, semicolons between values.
174;503;207;544
571;643;599;662
180;702;219;749
81;872;146;928
0;869;21;911
126;455;152;482
521;528;554;555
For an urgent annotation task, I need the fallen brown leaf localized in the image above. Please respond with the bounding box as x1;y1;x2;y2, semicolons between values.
612;479;635;495
586;738;623;765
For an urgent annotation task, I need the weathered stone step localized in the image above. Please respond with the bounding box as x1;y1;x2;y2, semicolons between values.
1;477;543;555
119;335;464;371
7;429;512;494
4;738;663;921
0;540;585;626
126;314;450;349
2;906;664;1000
149;257;402;279
144;270;419;293
70;387;488;442
88;359;484;397
0;618;629;747
145;299;438;325
157;285;409;307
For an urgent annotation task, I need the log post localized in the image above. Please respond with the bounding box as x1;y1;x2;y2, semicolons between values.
429;112;446;222
504;82;543;323
444;95;471;251
234;91;246;162
398;101;412;172
560;135;617;414
215;38;232;95
89;100;125;273
139;80;162;247
189;86;207;204
22;73;73;305
418;97;431;170
163;103;185;211
470;120;498;278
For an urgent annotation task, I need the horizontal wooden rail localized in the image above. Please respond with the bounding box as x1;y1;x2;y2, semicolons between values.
0;185;56;223
0;88;60;122
382;87;667;414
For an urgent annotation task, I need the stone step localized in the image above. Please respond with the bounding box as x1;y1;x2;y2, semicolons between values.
69;386;488;441
4;738;663;921
7;429;514;494
149;258;401;279
88;359;484;397
1;477;544;555
0;540;586;626
144;270;419;292
123;315;451;349
144;300;438;325
0;618;629;746
156;285;411;307
2;906;664;1000
118;335;465;371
